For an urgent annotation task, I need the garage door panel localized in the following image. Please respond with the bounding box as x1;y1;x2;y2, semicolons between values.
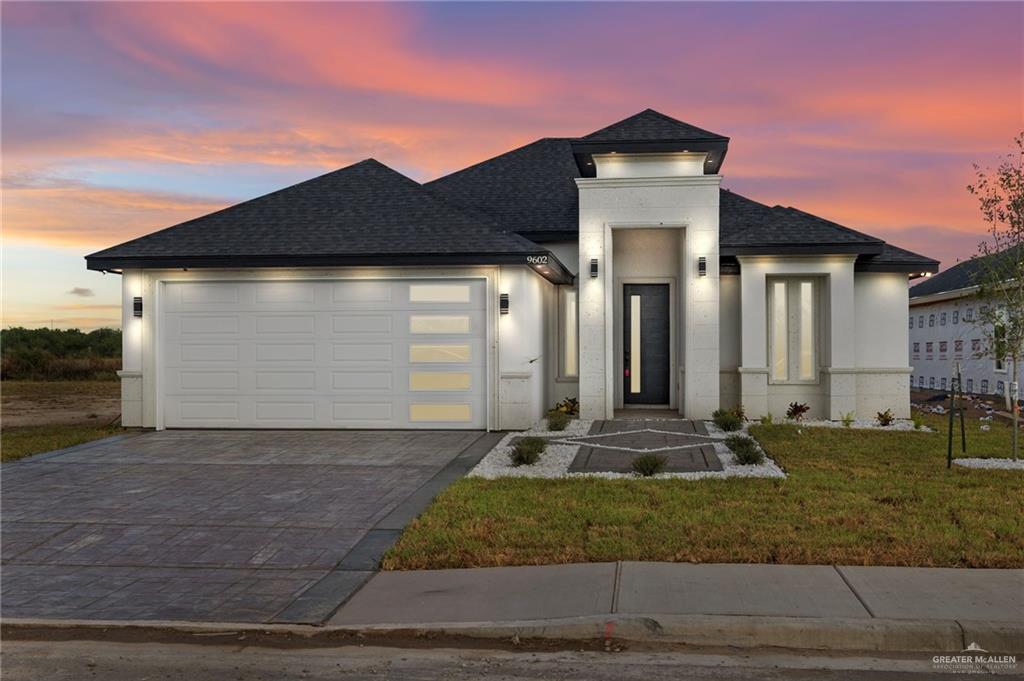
163;279;486;429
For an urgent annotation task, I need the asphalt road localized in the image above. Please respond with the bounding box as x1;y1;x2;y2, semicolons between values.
1;640;976;680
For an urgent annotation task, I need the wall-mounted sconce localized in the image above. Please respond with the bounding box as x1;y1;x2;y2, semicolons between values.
590;258;599;278
697;256;707;277
499;293;510;315
133;296;143;318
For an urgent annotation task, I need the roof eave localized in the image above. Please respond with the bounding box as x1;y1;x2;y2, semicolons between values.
722;242;884;257
571;138;729;177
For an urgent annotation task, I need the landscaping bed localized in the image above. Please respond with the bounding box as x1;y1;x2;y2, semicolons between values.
383;409;1024;570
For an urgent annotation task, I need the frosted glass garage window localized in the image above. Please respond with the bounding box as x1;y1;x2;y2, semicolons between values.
559;287;578;378
409;284;470;303
409;315;470;334
768;278;818;384
410;403;472;422
409;344;471;363
409;372;471;391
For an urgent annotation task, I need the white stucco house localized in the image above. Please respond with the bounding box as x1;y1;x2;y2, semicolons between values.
87;109;938;430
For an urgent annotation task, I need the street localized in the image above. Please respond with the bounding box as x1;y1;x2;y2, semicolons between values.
1;640;986;680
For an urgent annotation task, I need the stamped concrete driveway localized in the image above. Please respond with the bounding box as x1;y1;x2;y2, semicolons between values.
2;429;494;624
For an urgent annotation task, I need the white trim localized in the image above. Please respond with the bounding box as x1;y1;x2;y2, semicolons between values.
575;175;723;189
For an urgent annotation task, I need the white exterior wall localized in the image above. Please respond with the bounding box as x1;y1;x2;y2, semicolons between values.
736;260;911;420
119;265;552;431
544;240;580;408
719;274;742;411
576;154;721;420
909;293;1023;404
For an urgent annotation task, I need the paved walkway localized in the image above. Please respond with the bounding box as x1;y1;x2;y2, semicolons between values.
2;430;498;624
330;562;1024;626
561;419;722;473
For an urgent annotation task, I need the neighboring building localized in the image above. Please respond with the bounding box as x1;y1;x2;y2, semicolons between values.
909;249;1023;405
86;109;938;430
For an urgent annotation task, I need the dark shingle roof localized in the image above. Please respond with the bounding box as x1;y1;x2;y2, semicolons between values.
581;108;727;142
87;159;546;268
910;245;1021;297
719;193;882;250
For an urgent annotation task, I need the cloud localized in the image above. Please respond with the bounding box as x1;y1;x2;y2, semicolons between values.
67;287;94;297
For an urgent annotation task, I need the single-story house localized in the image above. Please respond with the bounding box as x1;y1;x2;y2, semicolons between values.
87;109;939;430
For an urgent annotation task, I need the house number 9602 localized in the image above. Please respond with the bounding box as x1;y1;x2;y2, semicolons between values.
526;255;549;265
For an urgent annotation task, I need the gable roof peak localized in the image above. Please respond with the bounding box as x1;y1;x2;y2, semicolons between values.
580;108;728;142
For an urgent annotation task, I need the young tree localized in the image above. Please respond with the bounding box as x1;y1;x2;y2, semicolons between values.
967;132;1023;460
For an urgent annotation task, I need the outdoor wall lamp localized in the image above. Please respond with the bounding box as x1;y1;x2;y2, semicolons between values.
590;258;599;278
499;293;510;315
133;296;143;318
697;256;707;277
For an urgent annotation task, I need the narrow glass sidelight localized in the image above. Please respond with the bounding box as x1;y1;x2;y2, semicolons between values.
771;281;788;382
630;294;641;393
799;281;814;380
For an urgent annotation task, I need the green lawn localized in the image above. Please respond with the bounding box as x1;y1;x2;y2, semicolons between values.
383;410;1023;570
1;424;124;463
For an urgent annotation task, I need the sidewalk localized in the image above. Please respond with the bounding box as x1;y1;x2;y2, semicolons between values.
5;562;1022;654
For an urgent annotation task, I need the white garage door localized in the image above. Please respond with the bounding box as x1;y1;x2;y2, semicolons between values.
161;279;487;429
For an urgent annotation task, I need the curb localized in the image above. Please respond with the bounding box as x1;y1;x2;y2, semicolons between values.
5;614;1022;654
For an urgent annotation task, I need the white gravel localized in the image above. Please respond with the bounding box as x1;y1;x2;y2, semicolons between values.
782;418;932;432
953;458;1024;470
468;418;786;480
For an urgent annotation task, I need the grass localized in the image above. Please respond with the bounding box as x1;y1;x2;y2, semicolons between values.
1;380;121;399
383;409;1023;570
1;425;124;463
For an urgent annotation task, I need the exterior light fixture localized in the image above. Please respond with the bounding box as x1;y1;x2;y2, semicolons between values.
697;256;707;277
499;293;510;315
133;296;143;318
590;259;599;278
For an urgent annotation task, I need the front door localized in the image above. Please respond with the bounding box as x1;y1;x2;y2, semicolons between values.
623;284;670;404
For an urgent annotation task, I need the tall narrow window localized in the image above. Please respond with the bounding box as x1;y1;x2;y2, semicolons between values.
559;287;578;378
770;281;788;382
769;278;818;384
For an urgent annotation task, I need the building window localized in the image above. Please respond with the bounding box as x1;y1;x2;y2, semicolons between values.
967;378;974;392
909;316;914;329
768;278;818;383
917;376;924;388
972;339;981;353
995;357;1006;373
941;377;947;390
953;310;959;324
926;342;933;354
997;380;1005;395
981;379;989;393
913;342;920;353
954;340;963;357
929;314;935;327
965;308;974;322
918;316;924;328
558;286;578;379
939;341;947;354
940;312;947;326
929;377;935;389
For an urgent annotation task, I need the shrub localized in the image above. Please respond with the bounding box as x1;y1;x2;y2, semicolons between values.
724;434;764;465
786;402;810;421
552;397;579;416
1;327;121;380
876;409;895;427
546;410;571;431
759;414;774;425
841;412;855;428
509;436;546;467
912;413;925;430
631;453;668;477
712;408;743;432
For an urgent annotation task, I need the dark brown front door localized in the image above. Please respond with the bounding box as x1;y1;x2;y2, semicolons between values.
623;284;670;404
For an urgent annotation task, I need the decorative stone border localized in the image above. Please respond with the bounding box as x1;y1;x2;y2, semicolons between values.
953;458;1024;471
468;419;786;480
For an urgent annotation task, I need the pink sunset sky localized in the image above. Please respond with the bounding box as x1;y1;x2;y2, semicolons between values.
2;2;1021;330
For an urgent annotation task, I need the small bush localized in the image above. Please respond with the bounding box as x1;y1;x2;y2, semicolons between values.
712;408;743;432
724;434;764;465
912;413;925;430
876;409;895;427
546;410;571;431
841;412;855;428
786;402;810;421
632;453;668;477
759;414;774;425
552;397;579;416
509;437;546;466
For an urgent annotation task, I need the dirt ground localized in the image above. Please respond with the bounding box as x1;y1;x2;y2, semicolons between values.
1;381;121;428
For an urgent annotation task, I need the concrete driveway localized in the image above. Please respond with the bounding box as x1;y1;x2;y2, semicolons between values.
1;429;495;624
